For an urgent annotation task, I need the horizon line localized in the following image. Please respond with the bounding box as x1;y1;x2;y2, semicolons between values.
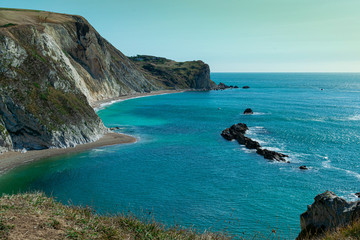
211;71;360;73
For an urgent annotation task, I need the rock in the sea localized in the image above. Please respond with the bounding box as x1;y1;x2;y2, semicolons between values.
229;123;248;135
256;148;289;162
236;135;261;149
218;82;230;90
355;192;360;198
221;123;289;162
221;128;234;141
297;191;360;239
299;165;308;170
243;108;253;115
217;83;239;90
242;86;250;89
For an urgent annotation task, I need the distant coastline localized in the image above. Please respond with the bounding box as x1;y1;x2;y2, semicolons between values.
91;89;188;110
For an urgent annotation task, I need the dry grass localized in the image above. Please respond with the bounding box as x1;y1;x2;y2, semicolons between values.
0;8;75;26
0;192;231;240
319;220;360;240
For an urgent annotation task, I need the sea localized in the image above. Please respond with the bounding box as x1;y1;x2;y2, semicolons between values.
0;73;359;238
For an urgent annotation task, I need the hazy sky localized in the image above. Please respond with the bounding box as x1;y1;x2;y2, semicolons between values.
2;0;360;72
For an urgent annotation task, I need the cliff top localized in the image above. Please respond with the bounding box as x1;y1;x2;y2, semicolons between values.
0;8;81;27
0;192;229;239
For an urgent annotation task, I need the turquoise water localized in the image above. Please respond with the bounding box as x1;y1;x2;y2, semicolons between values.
1;73;360;238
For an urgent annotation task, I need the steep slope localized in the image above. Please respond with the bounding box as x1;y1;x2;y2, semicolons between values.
129;55;218;89
0;8;216;153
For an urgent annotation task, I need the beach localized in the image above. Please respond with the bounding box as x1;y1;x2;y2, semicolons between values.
0;133;136;174
0;90;187;175
91;90;188;109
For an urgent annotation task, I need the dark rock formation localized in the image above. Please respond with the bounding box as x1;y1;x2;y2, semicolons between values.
299;165;308;170
221;123;289;162
256;148;289;162
297;191;360;239
216;82;239;90
242;86;250;89
355;192;360;198
217;82;230;90
244;108;253;115
221;123;248;141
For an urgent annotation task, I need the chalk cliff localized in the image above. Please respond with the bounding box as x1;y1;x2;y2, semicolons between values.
0;9;215;152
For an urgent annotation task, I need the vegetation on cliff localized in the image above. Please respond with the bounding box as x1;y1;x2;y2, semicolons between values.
129;55;217;90
0;192;228;240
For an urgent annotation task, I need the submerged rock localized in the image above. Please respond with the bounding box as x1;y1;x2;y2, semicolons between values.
242;86;250;89
297;191;360;239
299;165;308;170
243;108;253;115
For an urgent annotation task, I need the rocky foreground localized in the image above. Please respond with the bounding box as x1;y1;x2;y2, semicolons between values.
297;191;360;239
221;123;289;162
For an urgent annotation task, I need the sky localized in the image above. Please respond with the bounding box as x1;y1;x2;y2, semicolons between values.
2;0;360;72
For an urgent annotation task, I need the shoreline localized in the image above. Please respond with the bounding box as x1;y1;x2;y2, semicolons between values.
0;90;187;175
91;89;188;110
0;133;136;175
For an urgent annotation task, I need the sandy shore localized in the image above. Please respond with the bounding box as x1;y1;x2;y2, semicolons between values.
0;90;187;175
0;133;136;174
91;89;188;109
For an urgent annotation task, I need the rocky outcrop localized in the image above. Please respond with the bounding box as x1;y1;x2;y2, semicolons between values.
297;191;360;239
242;86;250;89
221;123;289;162
256;148;288;161
216;82;239;90
129;55;217;90
0;9;216;152
244;108;253;115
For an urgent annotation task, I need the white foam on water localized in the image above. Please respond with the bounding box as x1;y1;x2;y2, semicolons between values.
322;158;360;180
348;114;360;121
252;112;268;116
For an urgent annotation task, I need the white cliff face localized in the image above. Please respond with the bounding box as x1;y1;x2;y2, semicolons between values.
41;20;159;104
0;36;28;78
0;117;12;153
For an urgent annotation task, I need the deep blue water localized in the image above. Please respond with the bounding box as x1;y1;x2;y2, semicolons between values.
1;73;360;238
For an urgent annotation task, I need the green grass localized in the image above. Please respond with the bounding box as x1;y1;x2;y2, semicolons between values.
0;192;231;240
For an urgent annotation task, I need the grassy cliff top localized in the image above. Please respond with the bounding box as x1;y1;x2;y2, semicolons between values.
0;192;229;240
0;8;80;27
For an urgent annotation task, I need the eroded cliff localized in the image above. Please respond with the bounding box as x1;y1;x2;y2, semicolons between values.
0;9;215;152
